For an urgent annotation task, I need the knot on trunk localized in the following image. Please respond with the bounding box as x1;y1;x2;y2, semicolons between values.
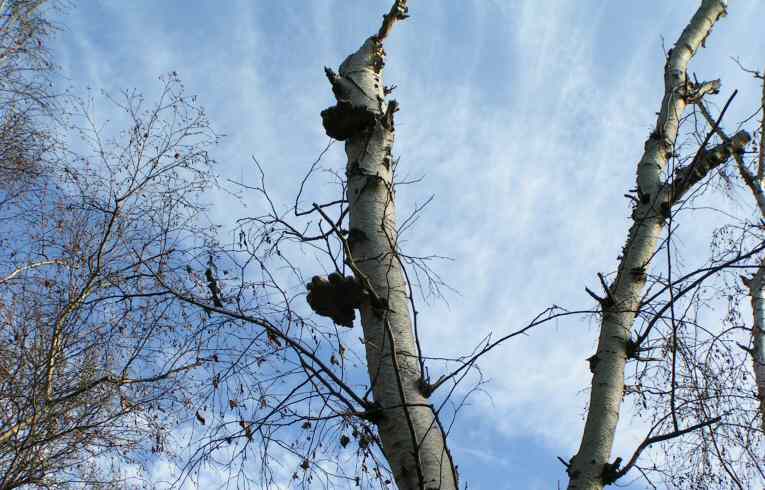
306;273;367;327
586;354;600;373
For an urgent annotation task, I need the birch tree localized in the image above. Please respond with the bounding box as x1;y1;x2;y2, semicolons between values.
317;2;458;488
745;264;765;432
565;1;755;489
168;2;459;488
644;65;765;488
0;76;220;488
713;66;765;436
0;0;58;186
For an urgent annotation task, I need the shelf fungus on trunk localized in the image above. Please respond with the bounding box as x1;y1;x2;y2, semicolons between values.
320;67;379;141
306;272;368;327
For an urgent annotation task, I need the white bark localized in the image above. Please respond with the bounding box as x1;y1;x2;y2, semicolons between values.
735;169;765;435
323;20;458;490
567;2;729;489
734;71;765;435
744;265;765;433
746;70;765;433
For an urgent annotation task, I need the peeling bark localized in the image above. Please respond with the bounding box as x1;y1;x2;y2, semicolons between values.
321;3;458;489
567;1;730;489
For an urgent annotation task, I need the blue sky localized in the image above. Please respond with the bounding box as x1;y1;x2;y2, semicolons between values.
50;1;765;488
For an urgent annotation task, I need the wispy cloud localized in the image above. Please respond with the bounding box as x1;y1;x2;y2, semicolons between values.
49;1;765;488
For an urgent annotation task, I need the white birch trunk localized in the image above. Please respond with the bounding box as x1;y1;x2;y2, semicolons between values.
743;264;765;433
567;2;729;488
744;69;765;435
734;171;765;435
321;18;458;490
